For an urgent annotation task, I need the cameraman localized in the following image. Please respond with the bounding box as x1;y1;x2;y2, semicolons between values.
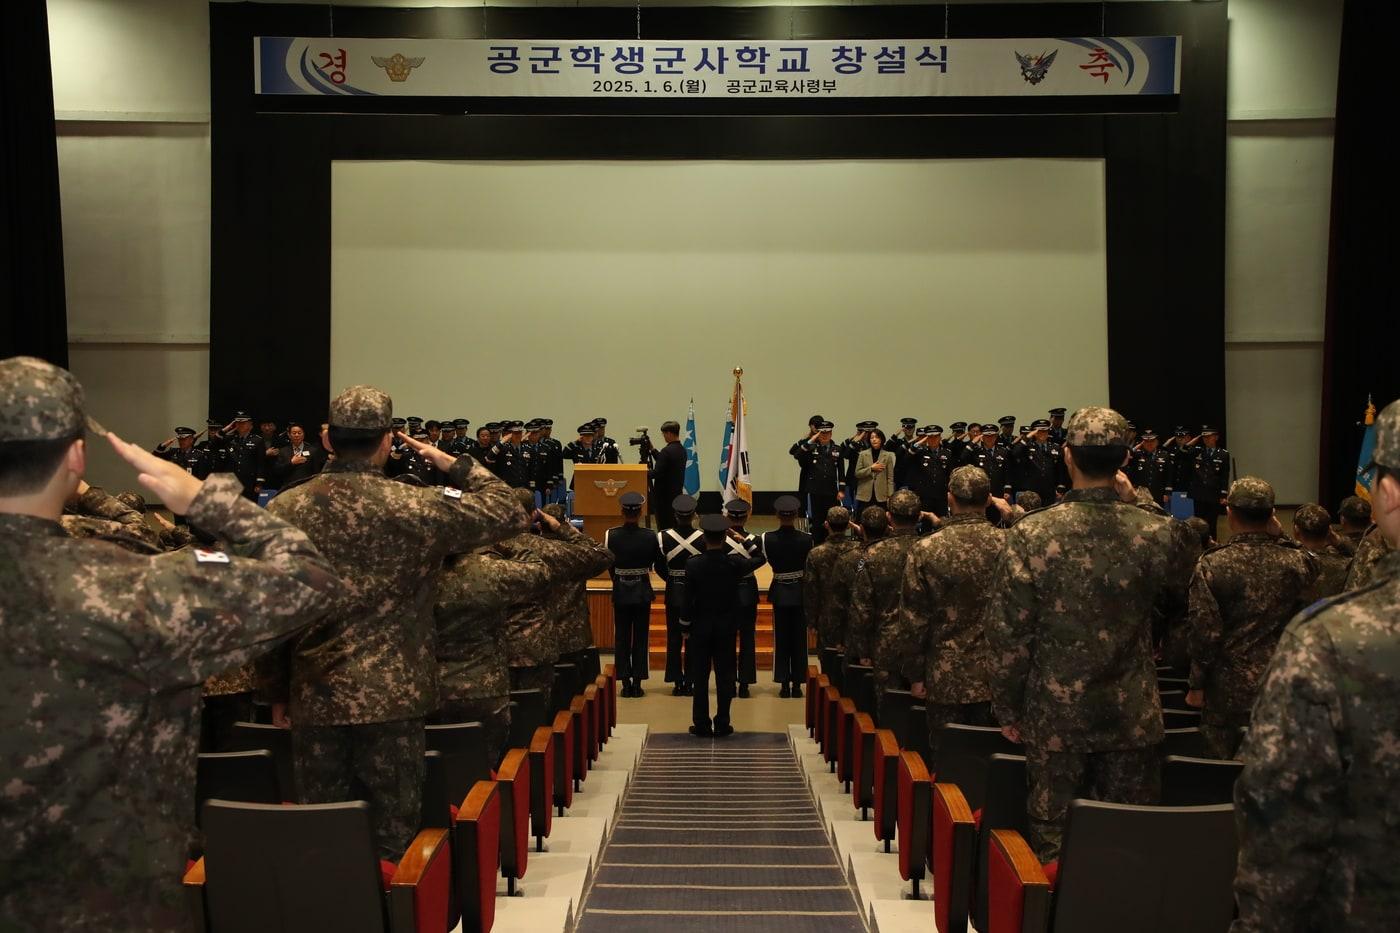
650;420;687;529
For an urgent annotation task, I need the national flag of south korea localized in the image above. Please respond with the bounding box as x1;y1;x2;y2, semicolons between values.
683;399;701;497
718;371;752;507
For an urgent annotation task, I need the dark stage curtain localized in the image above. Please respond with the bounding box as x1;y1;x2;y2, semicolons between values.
0;0;68;363
1319;1;1400;505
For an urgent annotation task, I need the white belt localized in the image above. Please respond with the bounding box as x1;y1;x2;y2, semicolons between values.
668;571;686;579
615;568;650;577
772;571;804;583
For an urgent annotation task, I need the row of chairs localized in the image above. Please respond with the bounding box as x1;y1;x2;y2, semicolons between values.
806;653;1243;933
184;651;619;933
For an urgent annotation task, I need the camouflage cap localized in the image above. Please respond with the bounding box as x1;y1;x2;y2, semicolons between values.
1338;495;1372;525
0;356;87;441
949;465;991;501
328;385;392;430
1292;503;1332;536
115;491;147;512
1063;406;1130;447
1226;476;1275;511
825;505;851;528
888;489;922;519
1017;490;1043;510
1367;398;1400;470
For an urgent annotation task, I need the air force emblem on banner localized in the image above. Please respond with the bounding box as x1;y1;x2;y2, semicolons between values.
1015;49;1058;85
372;53;425;82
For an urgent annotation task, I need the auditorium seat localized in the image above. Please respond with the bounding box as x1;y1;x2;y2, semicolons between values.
822;685;842;771
550;663;578;715
1162;707;1202;730
568;696;590;790
551;710;574;815
896;750;932;898
973;754;1029;932
906;704;931;765
933;724;1024;810
593;674;612;744
451;781;503;933
987;800;1237;933
602;663;618;733
836;697;858;792
507;689;550;750
1161;755;1244;807
805;666;823;735
845;663;878;717
871;728;901;852
582;683;602;763
420;751;451;830
185;800;451;933
851;712;878;820
878;688;915;744
1157;689;1186;710
195;751;280;826
527;725;555;851
1162;727;1211;759
819;647;844;689
809;673;830;744
424;723;493;812
932;782;977;933
496;749;531;895
226;722;295;801
563;646;602;686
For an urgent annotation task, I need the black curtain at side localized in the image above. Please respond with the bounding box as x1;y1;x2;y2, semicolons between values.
1319;1;1400;506
0;0;68;364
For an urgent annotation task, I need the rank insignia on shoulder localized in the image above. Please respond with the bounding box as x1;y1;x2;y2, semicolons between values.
194;548;230;564
443;487;463;499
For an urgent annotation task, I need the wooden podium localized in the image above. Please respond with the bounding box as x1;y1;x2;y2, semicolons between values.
572;464;650;543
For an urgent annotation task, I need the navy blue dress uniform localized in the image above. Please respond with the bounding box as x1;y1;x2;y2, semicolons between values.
887;418;920;487
793;420;844;544
1047;408;1067;445
1189;427;1232;531
962;427;1012;498
212;412;267;500
538;420;566;504
520;419;546;496
590;418;622;464
656;495;704;695
1015;420;1065;505
1165;427;1195;500
153;426;213;479
682;514;765;737
484;421;531;488
946;421;971;463
996;415;1018;449
564;423;599;490
905;426;953;518
446;418;471;456
649;435;688;530
606;491;662;696
399;429;439;485
724;499;767;697
790;415;826;514
762;496;815;695
1130;431;1172;503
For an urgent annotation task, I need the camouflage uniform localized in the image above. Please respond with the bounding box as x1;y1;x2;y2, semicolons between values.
63;483;162;551
849;492;923;709
540;503;608;655
260;385;525;859
887;466;1005;753
0;357;340;933
986;407;1193;860
1187;479;1319;759
1293;503;1352;604
1345;525;1395;591
802;510;861;654
830;539;869;657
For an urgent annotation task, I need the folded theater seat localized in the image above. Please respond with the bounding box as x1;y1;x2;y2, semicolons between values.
185;799;459;933
805;665;822;735
507;689;550;749
986;800;1237;933
871;728;901;852
195;751;280;826
1160;755;1243;807
850;712;878;820
896;750;932;898
844;663;878;718
878;688;916;746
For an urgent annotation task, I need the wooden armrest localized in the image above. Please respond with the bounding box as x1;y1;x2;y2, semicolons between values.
530;725;552;754
498;748;527;782
390;827;449;887
988;829;1051;933
552;710;571;734
876;728;900;758
816;674;831;689
839;697;856;715
569;697;586;715
603;663;617;678
457;780;499;823
595;675;608;690
584;684;598;701
182;856;206;887
990;830;1047;886
934;782;975;824
855;713;875;735
824;685;840;703
901;749;930;784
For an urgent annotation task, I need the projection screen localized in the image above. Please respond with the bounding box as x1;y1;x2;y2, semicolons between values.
332;158;1107;492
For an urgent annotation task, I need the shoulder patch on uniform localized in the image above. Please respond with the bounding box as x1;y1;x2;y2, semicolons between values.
194;548;230;564
443;486;463;499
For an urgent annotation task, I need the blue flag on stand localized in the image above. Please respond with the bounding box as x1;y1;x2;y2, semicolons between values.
683;399;701;497
1356;397;1378;500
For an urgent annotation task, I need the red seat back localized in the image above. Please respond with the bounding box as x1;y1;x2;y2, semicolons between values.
551;711;574;810
897;750;931;883
871;729;900;844
932;783;975;933
527;726;554;843
496;749;530;882
452;781;501;933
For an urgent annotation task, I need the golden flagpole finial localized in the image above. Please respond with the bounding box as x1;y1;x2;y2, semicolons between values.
733;367;743;378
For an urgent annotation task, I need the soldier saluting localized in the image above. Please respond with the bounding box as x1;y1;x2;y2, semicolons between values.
153;424;212;479
791;419;843;544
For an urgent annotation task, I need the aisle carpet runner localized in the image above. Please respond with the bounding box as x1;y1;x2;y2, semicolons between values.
575;732;865;932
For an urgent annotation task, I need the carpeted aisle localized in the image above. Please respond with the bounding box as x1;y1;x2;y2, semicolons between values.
575;732;866;932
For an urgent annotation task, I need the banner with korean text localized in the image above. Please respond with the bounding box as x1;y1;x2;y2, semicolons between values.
255;36;1180;99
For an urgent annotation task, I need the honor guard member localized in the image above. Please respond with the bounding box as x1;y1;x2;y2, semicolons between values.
889;417;920;487
725;498;767;697
1130;430;1171;503
946;421;971;462
153;425;212;479
261;386;524;862
0;357;342;933
790;414;826;517
1185;477;1319;759
1189;426;1232;532
607;491;661;696
681;514;764;737
763;495;815;697
590;417;622;464
963;423;1013;504
803;506;862;661
657;494;704;695
842;421;877;509
792;419;844;544
1047;408;1067;445
906;426;953;519
985;406;1194;860
1232;398;1400;933
213;410;267;500
484;420;531;488
521;419;545;500
997;415;1018;449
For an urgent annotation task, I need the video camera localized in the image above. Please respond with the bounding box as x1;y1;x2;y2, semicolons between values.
629;426;654;463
